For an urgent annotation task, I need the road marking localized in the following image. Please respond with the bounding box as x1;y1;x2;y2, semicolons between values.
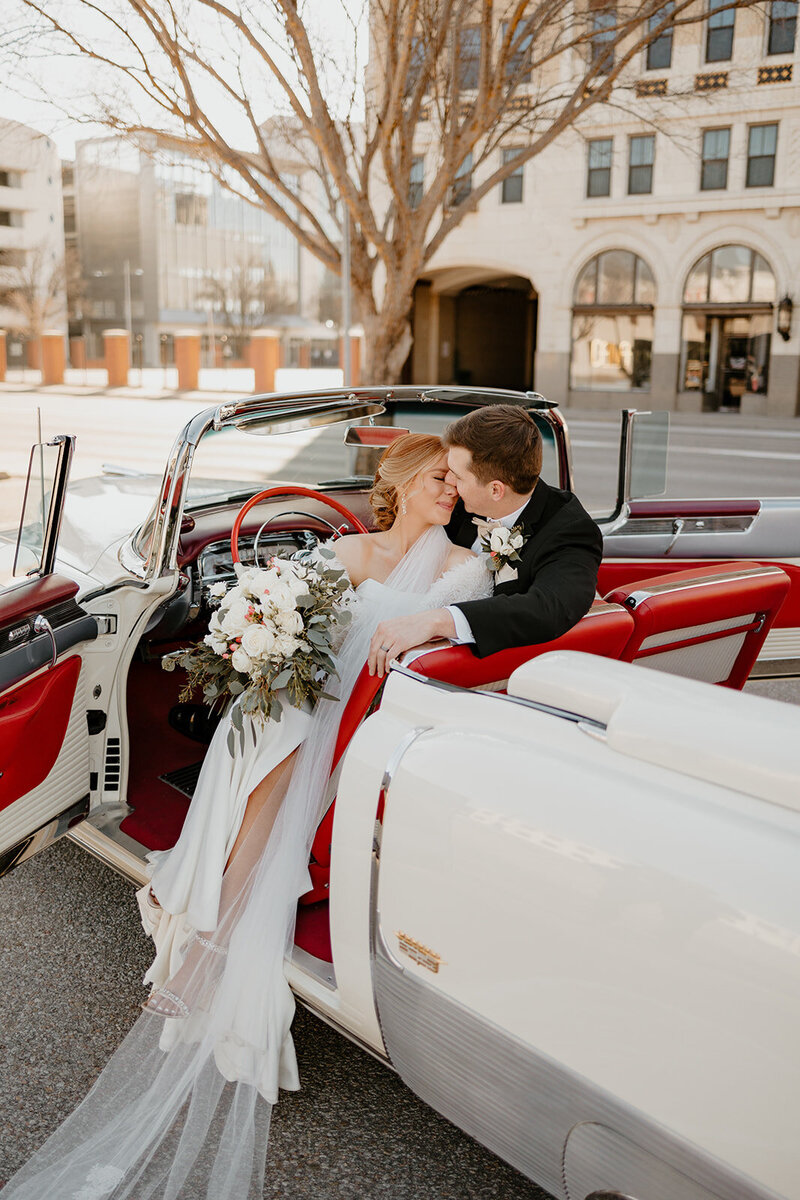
572;438;800;461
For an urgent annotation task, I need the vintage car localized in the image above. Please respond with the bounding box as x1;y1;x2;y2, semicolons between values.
1;388;799;1200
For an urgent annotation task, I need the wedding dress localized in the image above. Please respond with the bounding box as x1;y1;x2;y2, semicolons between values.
2;525;490;1200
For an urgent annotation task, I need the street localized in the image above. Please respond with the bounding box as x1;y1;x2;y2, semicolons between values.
1;380;799;1198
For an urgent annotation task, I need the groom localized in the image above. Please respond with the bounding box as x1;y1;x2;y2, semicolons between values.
368;404;603;675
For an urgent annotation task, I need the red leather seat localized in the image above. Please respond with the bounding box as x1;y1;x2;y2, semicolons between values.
299;598;634;905
604;561;790;689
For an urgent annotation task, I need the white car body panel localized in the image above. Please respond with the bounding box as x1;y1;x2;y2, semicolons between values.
366;661;800;1198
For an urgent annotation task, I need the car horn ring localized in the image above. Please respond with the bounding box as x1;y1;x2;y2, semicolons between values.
252;510;343;567
230;485;370;565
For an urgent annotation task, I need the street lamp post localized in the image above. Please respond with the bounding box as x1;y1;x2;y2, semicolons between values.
123;260;144;365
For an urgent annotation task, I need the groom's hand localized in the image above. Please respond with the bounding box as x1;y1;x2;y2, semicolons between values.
368;609;457;676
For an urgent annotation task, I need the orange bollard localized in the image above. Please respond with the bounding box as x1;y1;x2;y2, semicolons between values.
104;329;130;387
174;331;200;391
250;330;281;394
69;335;86;370
41;330;66;386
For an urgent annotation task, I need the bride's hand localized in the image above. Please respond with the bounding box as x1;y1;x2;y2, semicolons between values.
368;609;457;676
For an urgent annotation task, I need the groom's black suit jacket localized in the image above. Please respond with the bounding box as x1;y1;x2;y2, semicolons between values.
448;479;604;658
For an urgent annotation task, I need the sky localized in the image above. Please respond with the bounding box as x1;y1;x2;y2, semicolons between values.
0;0;368;161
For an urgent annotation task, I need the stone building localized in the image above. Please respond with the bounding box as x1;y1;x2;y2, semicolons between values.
406;2;800;416
0;118;66;366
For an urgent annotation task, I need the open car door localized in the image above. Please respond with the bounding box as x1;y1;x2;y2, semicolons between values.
0;436;98;875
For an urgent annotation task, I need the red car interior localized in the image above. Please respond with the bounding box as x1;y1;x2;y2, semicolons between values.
0;574;79;627
0;655;81;811
605;561;790;689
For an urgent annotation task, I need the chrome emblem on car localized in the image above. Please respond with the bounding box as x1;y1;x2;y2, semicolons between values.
396;932;443;973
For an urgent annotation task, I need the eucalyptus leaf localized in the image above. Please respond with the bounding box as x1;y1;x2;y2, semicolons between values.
317;545;335;559
271;668;292;689
226;727;236;757
231;704;244;732
228;680;245;695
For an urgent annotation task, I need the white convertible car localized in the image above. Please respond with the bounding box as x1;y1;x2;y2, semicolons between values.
1;388;798;1200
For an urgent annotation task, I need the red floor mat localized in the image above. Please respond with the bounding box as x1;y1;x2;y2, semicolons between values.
294;901;333;963
119;659;204;850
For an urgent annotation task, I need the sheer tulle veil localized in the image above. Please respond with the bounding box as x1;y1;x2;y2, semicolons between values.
3;526;468;1200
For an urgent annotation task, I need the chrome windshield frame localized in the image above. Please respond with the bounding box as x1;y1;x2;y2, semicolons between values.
119;386;570;581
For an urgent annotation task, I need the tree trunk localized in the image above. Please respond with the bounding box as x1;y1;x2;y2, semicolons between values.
361;309;414;386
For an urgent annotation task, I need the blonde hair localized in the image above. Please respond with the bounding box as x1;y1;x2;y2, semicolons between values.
369;433;446;531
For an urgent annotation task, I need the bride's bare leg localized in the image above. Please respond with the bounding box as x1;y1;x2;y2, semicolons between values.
224;748;298;873
143;750;299;1017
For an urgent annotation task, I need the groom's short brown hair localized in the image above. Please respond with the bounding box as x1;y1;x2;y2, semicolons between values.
444;404;542;494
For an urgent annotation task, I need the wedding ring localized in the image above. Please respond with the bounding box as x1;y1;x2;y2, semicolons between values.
380;645;390;652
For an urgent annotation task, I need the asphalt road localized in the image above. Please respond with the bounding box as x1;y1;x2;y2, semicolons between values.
0;839;550;1200
1;383;799;1197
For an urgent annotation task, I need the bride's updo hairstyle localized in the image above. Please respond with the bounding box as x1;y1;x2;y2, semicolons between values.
369;433;446;530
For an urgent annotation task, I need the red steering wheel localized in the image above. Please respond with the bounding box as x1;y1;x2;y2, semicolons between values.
230;486;370;564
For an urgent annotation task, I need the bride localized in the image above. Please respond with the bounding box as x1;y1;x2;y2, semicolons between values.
3;433;491;1200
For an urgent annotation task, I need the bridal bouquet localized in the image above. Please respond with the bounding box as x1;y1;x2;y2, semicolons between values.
161;546;353;755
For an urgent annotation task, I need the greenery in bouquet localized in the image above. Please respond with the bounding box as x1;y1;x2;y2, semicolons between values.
161;546;353;755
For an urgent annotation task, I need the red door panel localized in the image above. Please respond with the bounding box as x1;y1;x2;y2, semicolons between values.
0;656;82;811
598;560;800;627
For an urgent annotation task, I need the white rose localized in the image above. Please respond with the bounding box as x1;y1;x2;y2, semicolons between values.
248;568;280;597
276;608;303;636
203;632;229;655
221;599;250;635
209;581;228;599
274;632;300;659
230;646;253;674
282;568;309;598
269;585;296;613
241;623;275;660
489;528;509;554
208;610;224;635
509;530;524;550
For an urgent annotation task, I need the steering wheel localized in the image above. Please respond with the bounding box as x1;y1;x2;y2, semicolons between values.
230;485;370;565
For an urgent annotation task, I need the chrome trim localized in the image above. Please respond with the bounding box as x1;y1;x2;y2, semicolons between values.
665;517;685;554
290;944;337;990
32;614;57;669
0;794;89;878
387;662;608;733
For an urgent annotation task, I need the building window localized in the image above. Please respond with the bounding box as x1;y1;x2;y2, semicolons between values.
458;25;481;90
449;153;473;207
680;245;775;407
0;209;22;227
591;5;617;73
587;138;613;197
646;1;674;69
0;170;22;188
501;148;524;203
502;20;532;82
746;123;778;187
408;156;424;210
706;0;735;62
174;192;208;225
404;35;426;97
700;127;730;189
768;0;797;53
571;250;655;391
628;134;655;194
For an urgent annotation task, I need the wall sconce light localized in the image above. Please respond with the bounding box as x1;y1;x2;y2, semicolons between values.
777;295;793;342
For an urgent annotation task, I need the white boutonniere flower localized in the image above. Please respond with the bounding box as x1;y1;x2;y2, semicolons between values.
479;523;526;583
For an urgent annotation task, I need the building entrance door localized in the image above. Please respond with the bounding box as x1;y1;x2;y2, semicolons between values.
697;312;772;412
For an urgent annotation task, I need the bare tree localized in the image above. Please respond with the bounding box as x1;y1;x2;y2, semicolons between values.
0;242;65;344
13;0;761;382
197;253;296;352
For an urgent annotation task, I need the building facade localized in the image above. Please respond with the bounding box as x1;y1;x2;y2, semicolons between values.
408;2;800;416
0;118;66;366
72;136;306;367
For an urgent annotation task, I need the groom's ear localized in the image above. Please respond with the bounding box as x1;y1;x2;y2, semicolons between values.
489;480;506;503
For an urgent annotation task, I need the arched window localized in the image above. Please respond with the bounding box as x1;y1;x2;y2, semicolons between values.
680;244;775;409
570;250;655;392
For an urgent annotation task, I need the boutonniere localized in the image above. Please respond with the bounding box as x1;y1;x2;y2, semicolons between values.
478;523;527;584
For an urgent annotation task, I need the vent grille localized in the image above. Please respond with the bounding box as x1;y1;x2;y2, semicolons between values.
104;737;121;792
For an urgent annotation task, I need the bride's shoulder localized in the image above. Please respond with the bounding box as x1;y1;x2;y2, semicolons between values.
322;532;377;586
443;544;478;570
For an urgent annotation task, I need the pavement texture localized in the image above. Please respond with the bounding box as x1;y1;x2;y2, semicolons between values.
0;839;550;1199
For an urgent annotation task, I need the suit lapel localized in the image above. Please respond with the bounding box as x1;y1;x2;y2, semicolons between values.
491;482;550;594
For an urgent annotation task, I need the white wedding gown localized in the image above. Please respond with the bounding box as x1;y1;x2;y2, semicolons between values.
3;525;490;1200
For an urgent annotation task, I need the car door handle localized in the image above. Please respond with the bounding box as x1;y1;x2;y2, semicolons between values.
665;517;685;555
33;614;57;669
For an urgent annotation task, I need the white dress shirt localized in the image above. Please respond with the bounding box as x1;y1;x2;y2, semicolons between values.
446;497;532;645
